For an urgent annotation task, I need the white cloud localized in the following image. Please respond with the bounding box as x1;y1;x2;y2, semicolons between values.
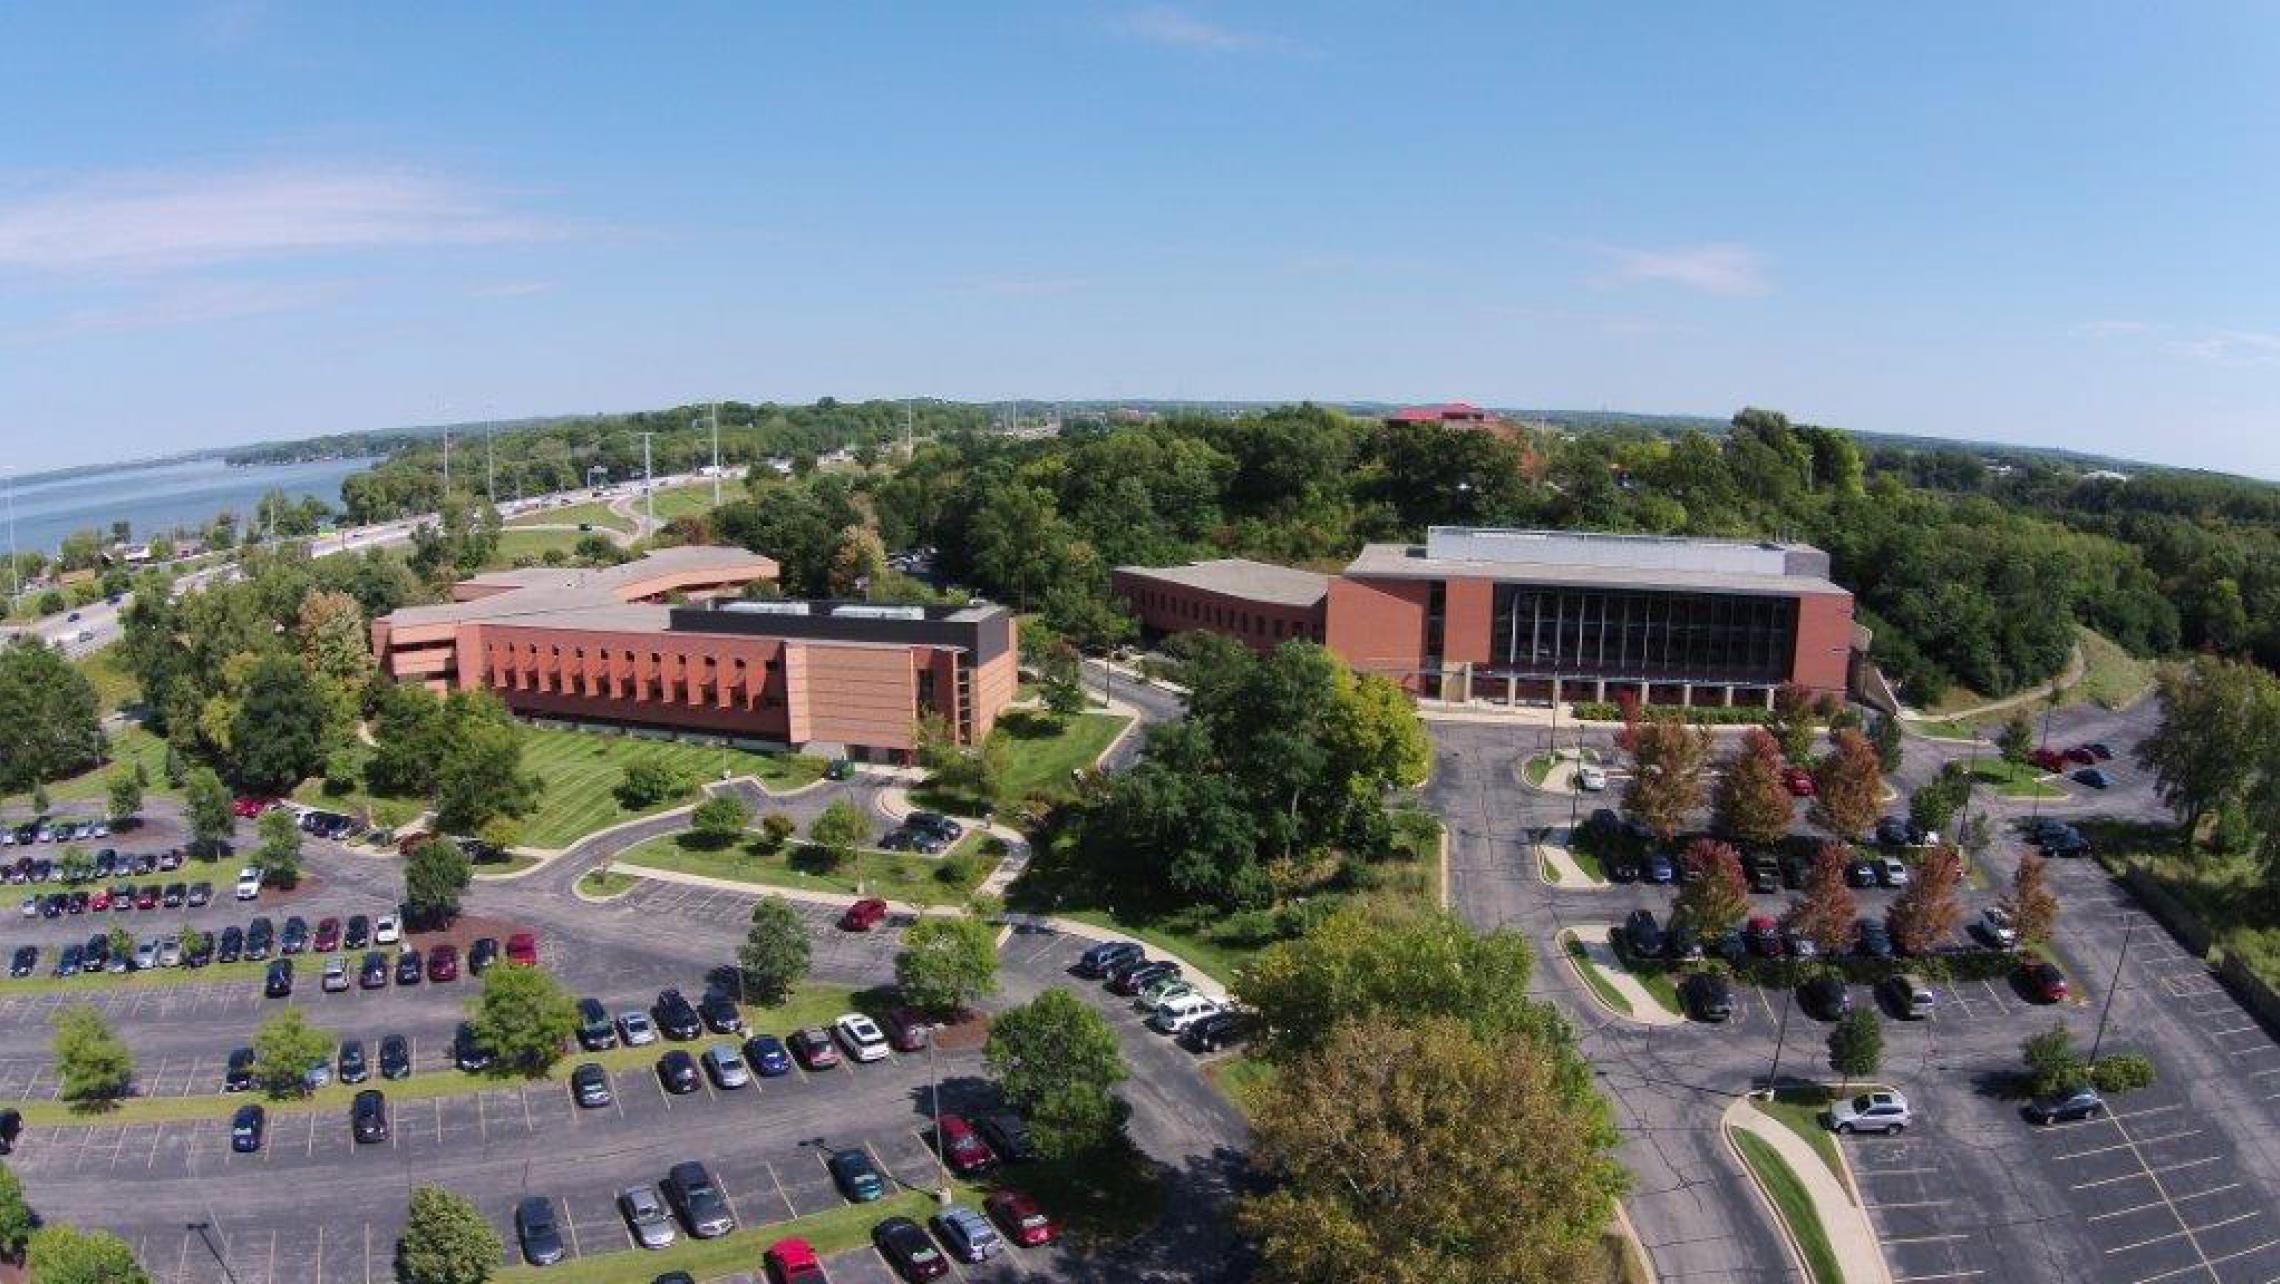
2162;330;2280;366
0;166;567;274
2074;319;2153;338
3;279;344;344
1112;5;1303;55
1594;243;1771;297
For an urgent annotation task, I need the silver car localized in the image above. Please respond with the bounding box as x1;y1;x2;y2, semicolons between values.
702;1044;751;1089
618;1011;658;1046
158;937;182;968
1826;1089;1912;1135
618;1183;678;1250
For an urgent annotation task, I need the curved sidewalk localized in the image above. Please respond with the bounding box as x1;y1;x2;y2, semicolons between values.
1562;924;1684;1025
1723;1098;1890;1284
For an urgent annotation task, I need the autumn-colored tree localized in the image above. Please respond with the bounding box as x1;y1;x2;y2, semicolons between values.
1238;1016;1626;1284
1886;845;1965;955
1713;727;1795;849
1673;838;1750;939
1766;683;1819;762
2003;851;2060;948
1811;728;1883;841
1785;842;1858;955
1618;711;1713;842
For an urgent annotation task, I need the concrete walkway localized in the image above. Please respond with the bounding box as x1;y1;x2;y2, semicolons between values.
1898;642;2083;726
1536;830;1606;888
1723;1098;1891;1284
1563;924;1685;1025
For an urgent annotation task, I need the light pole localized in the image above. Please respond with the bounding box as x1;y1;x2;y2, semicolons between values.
2087;916;2138;1068
1762;974;1796;1096
927;1037;953;1205
189;1218;243;1284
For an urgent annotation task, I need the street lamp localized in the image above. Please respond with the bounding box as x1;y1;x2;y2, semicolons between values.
2087;916;2138;1069
1762;974;1797;1097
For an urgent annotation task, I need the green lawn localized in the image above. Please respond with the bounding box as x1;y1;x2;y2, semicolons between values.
1731;1129;1842;1284
1561;934;1635;1017
1204;1054;1278;1117
648;483;727;522
485;527;591;569
576;868;638;899
616;832;991;905
506;499;632;532
470;852;543;878
75;648;141;714
1971;758;2066;799
2095;829;2280;995
997;709;1129;799
2073;626;2155;709
5;724;177;820
0;958;270;1000
1756;1089;1848;1195
515;728;825;848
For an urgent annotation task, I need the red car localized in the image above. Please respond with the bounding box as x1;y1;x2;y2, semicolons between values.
984;1189;1057;1247
882;1007;933;1053
89;888;111;911
762;1237;827;1284
1780;767;1816;798
1744;916;1783;958
505;932;537;966
427;944;459;982
2020;960;2069;1003
231;797;277;819
788;1026;840;1070
934;1112;996;1176
134;886;159;910
2030;748;2068;773
2064;746;2098;766
313;917;342;952
840;897;888;932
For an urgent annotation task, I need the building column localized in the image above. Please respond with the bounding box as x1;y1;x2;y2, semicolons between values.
1723;684;1736;707
1506;675;1517;706
1550;676;1562;710
1762;687;1776;711
1639;681;1652;707
1595;678;1607;702
1681;682;1693;708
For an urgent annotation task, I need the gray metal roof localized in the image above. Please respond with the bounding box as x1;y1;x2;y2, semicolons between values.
1115;559;1330;608
1346;529;1847;598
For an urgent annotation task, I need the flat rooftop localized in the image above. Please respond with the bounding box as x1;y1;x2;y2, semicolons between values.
1115;559;1330;609
1344;527;1846;597
384;545;779;632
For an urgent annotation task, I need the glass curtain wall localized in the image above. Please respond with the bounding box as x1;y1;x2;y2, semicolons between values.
1488;584;1796;683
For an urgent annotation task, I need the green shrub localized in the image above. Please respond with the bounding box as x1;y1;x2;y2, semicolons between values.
2091;1052;2157;1094
1571;701;1773;725
936;853;978;887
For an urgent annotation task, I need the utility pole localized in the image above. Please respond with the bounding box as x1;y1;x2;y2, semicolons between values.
711;401;722;508
1763;978;1796;1095
2087;916;2137;1068
485;420;496;505
3;466;16;611
639;432;656;534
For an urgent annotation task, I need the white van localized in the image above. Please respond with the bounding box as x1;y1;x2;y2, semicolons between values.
234;867;263;901
1150;994;1221;1035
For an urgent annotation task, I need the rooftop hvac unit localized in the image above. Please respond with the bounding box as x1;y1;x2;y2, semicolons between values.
830;604;927;621
722;600;812;616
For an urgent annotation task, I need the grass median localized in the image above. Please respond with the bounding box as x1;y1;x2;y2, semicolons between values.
615;833;990;906
0;957;270;998
493;1186;974;1283
1559;933;1634;1017
1732;1129;1842;1284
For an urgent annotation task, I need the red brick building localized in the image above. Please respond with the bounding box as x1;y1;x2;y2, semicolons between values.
373;546;1018;761
1118;528;1857;707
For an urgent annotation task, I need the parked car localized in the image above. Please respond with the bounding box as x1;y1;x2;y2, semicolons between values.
379;1035;411;1080
344;914;370;949
427;944;459;983
1799;975;1851;1020
453;1024;494;1073
1781;766;1816;797
663;1161;736;1237
762;1237;823;1282
569;1061;614;1108
234;867;262;901
218;926;243;963
929;1205;1002;1264
618;1182;679;1249
1108;959;1177;997
976;1112;1038;1164
264;959;292;997
618;1011;659;1046
744;1033;793;1077
656;1049;702;1094
1845;859;1880;888
829;1147;887;1201
186;880;212;908
468;937;499;974
338;1039;368;1084
840;897;889;932
984;1188;1058;1246
790;1026;840;1070
1877;856;1910;888
313;917;341;952
2020;959;2069;1004
373;914;400;944
834;1012;891;1062
2026;1087;2106;1124
2073;768;2112;790
1979;906;2019;948
1623;909;1664;959
505;931;538;966
351;1089;389;1143
699;990;744;1033
935;1113;997;1176
881;1007;933;1053
1075;939;1143;978
1180;1009;1248;1054
702;1043;752;1089
1684;972;1736;1023
1879;973;1935;1019
1855;919;1894;960
395;949;423;986
515;1196;566;1266
1746;856;1781;893
1827;1089;1912;1135
322;957;349;992
231;1103;265;1153
2030;747;2068;773
873;1216;949;1281
1643;851;1675;884
8;946;33;978
359;951;389;989
1745;916;1784;958
1575;764;1608;792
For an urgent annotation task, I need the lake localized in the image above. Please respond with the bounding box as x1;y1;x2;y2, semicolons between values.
2;456;374;556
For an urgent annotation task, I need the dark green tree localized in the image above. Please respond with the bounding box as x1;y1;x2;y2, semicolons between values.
984;988;1130;1158
254;807;303;889
1827;1008;1884;1093
690;793;751;844
894;917;999;1014
229;653;326;794
0;637;104;792
25;1225;150;1283
467;961;581;1075
396;1185;502;1284
404;838;472;927
51;1005;134;1104
737;896;811;1003
184;765;234;853
0;1162;34;1262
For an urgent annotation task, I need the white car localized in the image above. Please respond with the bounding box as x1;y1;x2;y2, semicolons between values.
1137;977;1194;1010
832;1013;891;1063
1575;764;1608;792
234;867;263;901
18;896;35;918
322;958;350;992
1980;906;2018;948
1150;994;1221;1035
157;937;182;967
1826;1089;1912;1135
373;915;401;945
1879;856;1910;888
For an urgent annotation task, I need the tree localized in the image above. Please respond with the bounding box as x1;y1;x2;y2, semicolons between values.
1886;846;1965;955
2022;1023;2087;1097
229;653;327;794
690;793;751;845
1713;727;1794;850
828;524;888;596
1811;728;1884;841
1908;763;1971;837
984;988;1130;1158
0;1162;35;1262
467;960;581;1074
1766;683;1819;762
24;1226;149;1284
396;1185;503;1284
1619;710;1713;842
1868;713;1904;774
296;588;374;746
432;694;540;834
105;771;143;827
1786;843;1859;956
404;838;472;927
1239;1016;1625;1284
759;812;798;850
366;681;449;796
0;636;105;793
807;798;870;865
737;896;811;1004
894;916;999;1014
184;765;234;853
252;1007;334;1098
1672;838;1750;939
254;807;303;889
51;1004;133;1104
616;759;693;809
2138;656;2276;845
1998;712;2037;767
1827;1008;1884;1092
2004;851;2060;948
1036;640;1089;720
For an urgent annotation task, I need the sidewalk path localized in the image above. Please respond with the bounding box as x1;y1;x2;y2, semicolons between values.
1564;924;1684;1025
1723;1098;1891;1284
1536;831;1604;887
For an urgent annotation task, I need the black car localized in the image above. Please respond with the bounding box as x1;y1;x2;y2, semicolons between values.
182;933;213;967
873;1215;950;1281
1855;919;1894;959
2026;1087;2105;1125
280;916;308;954
231;1103;265;1153
338;1039;369;1084
975;1112;1037;1164
1622;909;1664;959
569;1062;612;1108
360;951;389;989
379;1034;411;1080
662;1160;735;1238
1109;960;1179;998
52;944;82;977
162;883;186;909
244;917;274;960
0;1110;16;1156
351;1089;389;1143
264;959;293;997
1845;860;1880;888
699;990;744;1034
656;1049;701;1094
516;1196;566;1266
1074;940;1143;979
1874;816;1910;847
9;946;35;978
577;997;618;1050
655;988;702;1040
453;1024;494;1073
344;915;371;950
217;926;244;963
1684;972;1736;1023
396;949;423;986
1799;975;1851;1020
224;1047;257;1092
1746;857;1781;893
468;937;499;975
1180;1009;1246;1054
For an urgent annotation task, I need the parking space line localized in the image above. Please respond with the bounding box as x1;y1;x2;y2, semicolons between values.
768;1160;796;1216
2106;1211;2261;1257
561;1204;583;1261
2073;1155;2220;1190
1890;1271;1985;1282
717;1172;745;1230
266;1228;278;1284
315;1224;325;1284
1863;1199;1951;1211
2092;1185;2245;1222
2204;1022;2261;1037
1884;1233;1972;1245
2125;1238;2280;1284
2057;1129;2203;1161
520;1084;535;1133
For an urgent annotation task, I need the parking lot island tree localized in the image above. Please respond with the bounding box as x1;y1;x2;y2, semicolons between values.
688;792;751;846
467;959;581;1075
1998;713;2037;767
806;797;870;871
395;1185;502;1284
2022;1023;2087;1097
737;895;812;1004
183;765;234;855
1766;683;1821;763
894;915;1001;1015
1828;1007;1884;1091
1673;838;1751;940
758;810;798;851
105;770;143;828
50;1004;134;1106
254;807;303;889
1619;708;1713;843
1886;845;1966;956
24;1224;149;1284
0;1162;34;1262
1908;762;1972;838
1714;727;1795;851
2003;851;2060;949
983;987;1132;1159
251;1007;335;1099
403;837;472;928
1239;1014;1626;1284
1811;728;1884;841
1868;712;1904;773
1786;842;1860;957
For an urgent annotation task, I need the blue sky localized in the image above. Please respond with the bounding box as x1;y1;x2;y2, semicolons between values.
3;3;2278;475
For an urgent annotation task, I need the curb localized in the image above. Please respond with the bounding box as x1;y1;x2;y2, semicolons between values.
1720;1110;1814;1284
